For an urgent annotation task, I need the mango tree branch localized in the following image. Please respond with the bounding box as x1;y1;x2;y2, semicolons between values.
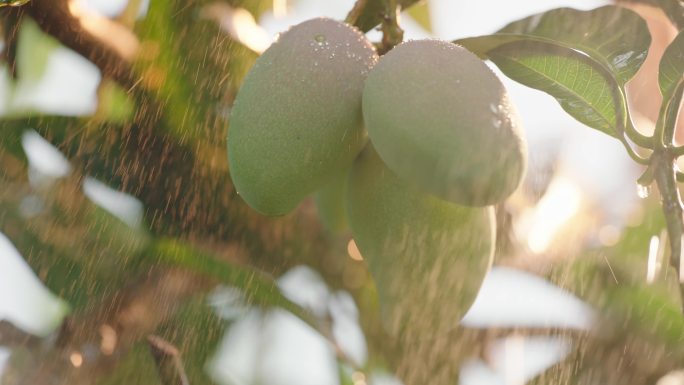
379;0;403;53
23;0;139;88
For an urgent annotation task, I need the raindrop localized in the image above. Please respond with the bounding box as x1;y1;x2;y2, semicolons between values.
636;183;651;199
314;34;326;44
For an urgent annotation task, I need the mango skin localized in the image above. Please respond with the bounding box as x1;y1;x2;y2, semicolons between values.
347;146;495;340
314;169;349;234
228;18;378;215
362;39;527;206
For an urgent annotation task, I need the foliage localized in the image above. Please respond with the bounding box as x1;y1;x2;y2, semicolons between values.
1;0;684;385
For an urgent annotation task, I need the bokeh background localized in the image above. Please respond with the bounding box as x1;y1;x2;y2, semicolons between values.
2;1;683;384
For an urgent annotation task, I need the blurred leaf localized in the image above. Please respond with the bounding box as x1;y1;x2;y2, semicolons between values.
0;119;151;308
95;81;134;124
549;202;667;300
602;284;684;348
152;239;318;328
353;0;423;33
0;206;92;306
16;17;58;83
659;29;684;103
405;1;431;33
456;6;650;137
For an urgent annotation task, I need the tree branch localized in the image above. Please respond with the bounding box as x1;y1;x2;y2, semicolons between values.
24;0;139;88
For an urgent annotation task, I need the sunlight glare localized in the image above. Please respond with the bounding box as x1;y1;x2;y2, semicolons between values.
68;0;139;60
647;235;659;283
273;0;288;18
201;3;272;54
347;239;364;261
69;352;83;368
523;176;582;254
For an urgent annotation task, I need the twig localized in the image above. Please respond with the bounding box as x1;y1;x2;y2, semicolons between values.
147;335;190;385
657;164;684;313
24;0;138;88
379;0;403;54
619;134;651;165
624;114;654;149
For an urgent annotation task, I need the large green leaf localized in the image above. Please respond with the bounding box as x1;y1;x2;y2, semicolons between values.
456;6;651;138
457;6;650;85
489;42;620;136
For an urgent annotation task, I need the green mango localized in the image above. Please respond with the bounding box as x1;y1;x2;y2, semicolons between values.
314;169;349;234
347;146;495;340
228;18;378;216
362;39;527;206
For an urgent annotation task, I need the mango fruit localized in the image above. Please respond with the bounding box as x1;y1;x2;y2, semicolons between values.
314;169;349;234
362;39;527;206
347;146;495;340
228;18;378;215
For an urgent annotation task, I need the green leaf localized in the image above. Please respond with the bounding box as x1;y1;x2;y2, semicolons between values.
353;0;423;32
16;17;59;83
656;29;684;144
456;6;651;138
659;29;684;103
457;6;650;85
602;284;684;348
405;1;431;33
488;42;620;137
